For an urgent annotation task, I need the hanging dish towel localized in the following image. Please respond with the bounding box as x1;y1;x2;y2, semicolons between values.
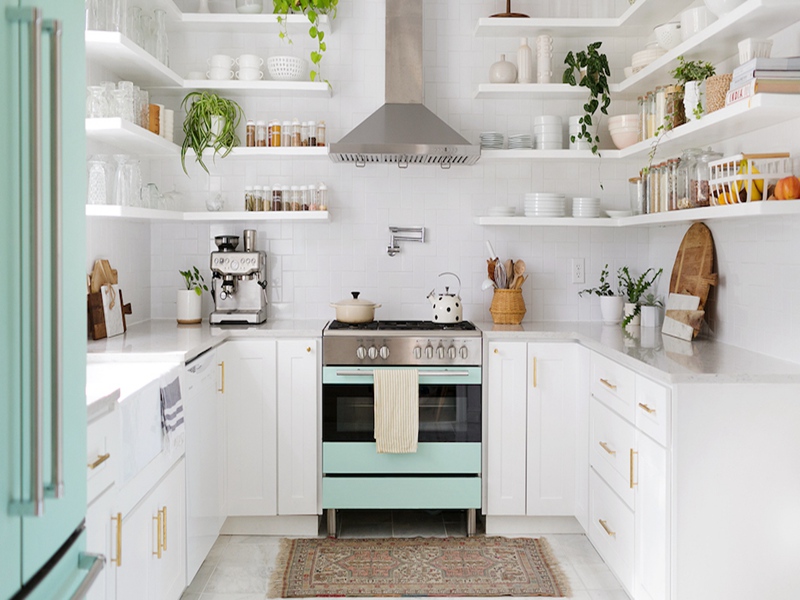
373;369;419;454
160;374;185;454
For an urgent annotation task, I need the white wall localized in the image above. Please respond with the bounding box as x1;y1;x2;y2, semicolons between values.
87;1;800;363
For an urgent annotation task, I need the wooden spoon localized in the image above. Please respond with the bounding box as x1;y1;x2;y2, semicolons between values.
487;259;496;283
514;259;526;280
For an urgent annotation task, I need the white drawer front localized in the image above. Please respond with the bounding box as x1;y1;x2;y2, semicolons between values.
635;374;670;447
589;469;634;595
87;408;119;503
590;398;635;509
591;353;636;422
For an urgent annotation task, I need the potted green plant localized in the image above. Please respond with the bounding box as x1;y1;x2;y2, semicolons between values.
563;41;611;155
177;266;208;324
617;266;663;328
579;264;623;324
180;91;243;175
639;292;664;328
273;0;338;84
671;55;716;121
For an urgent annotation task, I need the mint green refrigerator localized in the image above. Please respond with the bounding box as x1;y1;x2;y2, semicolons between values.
1;0;97;598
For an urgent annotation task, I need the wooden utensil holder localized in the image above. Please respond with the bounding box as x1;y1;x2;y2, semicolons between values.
490;288;526;324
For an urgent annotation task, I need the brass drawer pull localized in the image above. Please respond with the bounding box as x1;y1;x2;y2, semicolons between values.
638;402;656;414
152;511;162;558
111;512;122;567
87;453;110;470
630;449;638;489
599;441;616;456
218;361;225;394
599;519;616;537
600;378;617;391
532;357;538;388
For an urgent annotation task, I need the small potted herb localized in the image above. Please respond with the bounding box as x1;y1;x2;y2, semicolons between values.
177;266;208;324
671;55;716;121
180;91;243;175
579;264;623;324
563;41;611;155
639;293;664;328
617;267;663;328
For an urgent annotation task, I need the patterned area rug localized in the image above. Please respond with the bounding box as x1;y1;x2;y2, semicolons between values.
268;536;570;597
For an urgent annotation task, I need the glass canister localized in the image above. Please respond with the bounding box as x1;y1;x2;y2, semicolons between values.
676;148;701;209
256;121;267;147
244;186;255;211
272;186;283;211
316;120;326;146
301;122;309;147
659;161;670;212
317;182;328;211
667;158;680;211
270;120;281;147
281;185;290;210
262;185;271;210
654;86;666;135
629;176;645;215
637;97;645;142
645;91;655;139
692;148;723;208
253;185;264;211
664;84;685;131
291;118;301;146
647;164;660;213
282;120;291;147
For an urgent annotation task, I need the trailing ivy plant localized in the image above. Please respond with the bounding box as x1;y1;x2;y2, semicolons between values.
671;55;716;120
273;0;338;84
180;91;243;176
563;41;611;155
180;266;208;296
617;266;663;327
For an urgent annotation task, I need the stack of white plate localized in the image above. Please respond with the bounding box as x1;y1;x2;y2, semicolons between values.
524;192;566;217
568;115;591;151
572;197;600;218
508;133;533;149
488;206;516;217
480;132;504;149
631;42;667;73
533;115;563;150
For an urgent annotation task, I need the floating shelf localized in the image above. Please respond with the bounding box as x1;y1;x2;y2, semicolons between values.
479;149;601;161
475;200;800;228
473;83;587;100
179;79;331;97
85;118;179;155
173;12;329;34
86;204;330;222
187;146;329;159
85;31;182;87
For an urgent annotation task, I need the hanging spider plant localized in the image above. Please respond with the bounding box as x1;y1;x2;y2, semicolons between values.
180;91;243;176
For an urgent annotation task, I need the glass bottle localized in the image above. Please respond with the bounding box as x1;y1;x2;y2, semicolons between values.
244;186;255;211
256;120;267;147
282;120;291;147
291;118;301;147
246;120;255;147
317;182;328;211
153;8;168;65
316;120;326;147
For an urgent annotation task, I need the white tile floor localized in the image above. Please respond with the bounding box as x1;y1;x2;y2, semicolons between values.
180;509;630;600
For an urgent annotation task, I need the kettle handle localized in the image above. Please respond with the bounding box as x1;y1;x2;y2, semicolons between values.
438;272;461;296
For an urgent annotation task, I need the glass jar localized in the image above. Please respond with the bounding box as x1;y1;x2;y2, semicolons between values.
628;176;645;215
644;91;655;139
301;122;309;147
659;161;670;213
244;186;256;211
676;148;702;209
87;155;112;205
647;164;659;213
262;185;271;210
317;182;328;211
316;121;326;146
307;121;317;147
692;148;723;208
281;121;291;147
246;120;255;147
86;86;109;118
291;118;301;147
637;97;645;142
253;185;263;211
663;85;684;131
270;120;281;147
256;120;267;147
272;186;283;211
667;158;680;211
654;86;666;135
281;185;290;210
299;185;309;210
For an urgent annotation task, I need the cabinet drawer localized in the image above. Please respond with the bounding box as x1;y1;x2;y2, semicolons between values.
589;469;634;595
87;407;119;503
635;375;670;447
591;353;636;422
590;398;635;509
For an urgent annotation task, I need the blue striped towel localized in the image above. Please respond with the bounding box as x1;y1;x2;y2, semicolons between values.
160;376;184;437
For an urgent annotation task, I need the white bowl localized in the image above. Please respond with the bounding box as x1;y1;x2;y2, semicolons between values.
654;22;682;51
680;6;715;40
267;55;307;81
738;38;773;65
610;129;639;149
703;0;746;17
608;113;638;123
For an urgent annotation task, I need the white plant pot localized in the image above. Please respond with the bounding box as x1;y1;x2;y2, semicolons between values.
623;302;640;327
641;305;663;328
684;81;703;121
599;295;624;324
209;115;225;142
177;289;202;324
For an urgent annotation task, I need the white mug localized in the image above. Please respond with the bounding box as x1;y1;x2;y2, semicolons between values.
206;68;234;80
186;70;206;80
236;54;263;68
236;68;263;81
207;54;234;68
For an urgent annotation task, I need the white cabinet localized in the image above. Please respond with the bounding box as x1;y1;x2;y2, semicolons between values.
85;487;118;600
634;431;668;600
487;341;579;518
222;340;278;516
277;339;319;515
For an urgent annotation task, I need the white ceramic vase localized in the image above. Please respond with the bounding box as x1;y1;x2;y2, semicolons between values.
177;289;202;324
599;295;624;324
623;302;641;327
684;81;703;121
517;38;533;83
489;54;517;84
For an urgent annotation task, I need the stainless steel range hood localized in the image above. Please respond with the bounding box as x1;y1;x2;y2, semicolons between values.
329;0;480;167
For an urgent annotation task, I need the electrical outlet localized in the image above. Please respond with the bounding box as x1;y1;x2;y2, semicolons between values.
571;258;585;284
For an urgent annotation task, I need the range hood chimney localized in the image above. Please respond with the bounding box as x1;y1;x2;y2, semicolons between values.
328;0;480;168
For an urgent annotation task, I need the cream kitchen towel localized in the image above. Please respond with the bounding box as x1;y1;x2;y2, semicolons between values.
374;369;419;453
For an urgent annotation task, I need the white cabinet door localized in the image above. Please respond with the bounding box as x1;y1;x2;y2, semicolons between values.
85;488;117;600
526;343;577;515
486;341;528;515
277;339;319;515
115;494;153;600
222;340;278;516
635;432;668;600
153;459;186;600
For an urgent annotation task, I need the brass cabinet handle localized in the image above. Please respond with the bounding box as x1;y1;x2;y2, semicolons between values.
630;449;638;488
87;453;110;470
306;346;311;353
599;519;616;537
218;361;225;394
532;357;538;388
638;402;656;414
112;512;122;567
161;506;167;551
600;378;617;391
599;441;616;456
152;511;162;558
493;348;498;354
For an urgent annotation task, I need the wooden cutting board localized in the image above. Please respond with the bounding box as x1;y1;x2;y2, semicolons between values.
669;223;718;310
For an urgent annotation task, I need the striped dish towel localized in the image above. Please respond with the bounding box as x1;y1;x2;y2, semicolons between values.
373;369;419;454
160;376;184;451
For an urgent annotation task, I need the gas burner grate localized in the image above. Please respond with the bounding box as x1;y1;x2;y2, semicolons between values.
328;320;380;330
377;320;477;331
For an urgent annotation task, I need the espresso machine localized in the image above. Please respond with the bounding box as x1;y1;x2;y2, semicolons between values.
210;230;268;324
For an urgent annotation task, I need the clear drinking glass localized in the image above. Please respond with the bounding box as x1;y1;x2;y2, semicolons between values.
85;0;105;31
87;155;112;205
86;86;109;118
112;155;142;207
127;6;143;46
141;14;155;56
137;89;149;128
153;9;169;65
108;0;126;33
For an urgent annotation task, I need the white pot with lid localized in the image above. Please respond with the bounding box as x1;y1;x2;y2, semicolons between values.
330;291;381;323
427;272;463;323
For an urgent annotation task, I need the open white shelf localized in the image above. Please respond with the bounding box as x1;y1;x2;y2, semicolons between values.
86;118;179;155
473;0;693;37
85;31;182;87
475;199;800;228
480;149;600;161
86;204;330;222
473;83;587;100
187;146;329;159
180;79;331;97
173;12;329;33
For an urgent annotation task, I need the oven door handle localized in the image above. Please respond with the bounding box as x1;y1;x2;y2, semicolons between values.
334;370;472;377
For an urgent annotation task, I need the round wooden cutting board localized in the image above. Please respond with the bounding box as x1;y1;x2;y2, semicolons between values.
669;222;718;310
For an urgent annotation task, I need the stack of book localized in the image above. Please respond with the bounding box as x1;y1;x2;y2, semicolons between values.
725;57;800;106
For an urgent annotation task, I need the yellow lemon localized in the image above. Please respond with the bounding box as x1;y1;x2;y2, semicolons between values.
731;160;763;201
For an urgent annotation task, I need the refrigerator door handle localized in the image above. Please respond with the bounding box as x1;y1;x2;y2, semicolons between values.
6;5;45;518
44;17;64;499
71;553;105;600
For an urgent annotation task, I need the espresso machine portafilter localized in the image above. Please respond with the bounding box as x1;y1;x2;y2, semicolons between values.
210;230;268;325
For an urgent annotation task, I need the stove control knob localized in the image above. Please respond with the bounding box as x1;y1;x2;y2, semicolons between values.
379;345;390;360
448;346;457;359
413;346;422;359
437;345;445;359
368;346;378;360
356;346;367;360
460;346;469;360
425;344;433;359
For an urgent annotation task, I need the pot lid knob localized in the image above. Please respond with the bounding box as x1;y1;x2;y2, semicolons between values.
445;286;450;294
351;291;360;299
